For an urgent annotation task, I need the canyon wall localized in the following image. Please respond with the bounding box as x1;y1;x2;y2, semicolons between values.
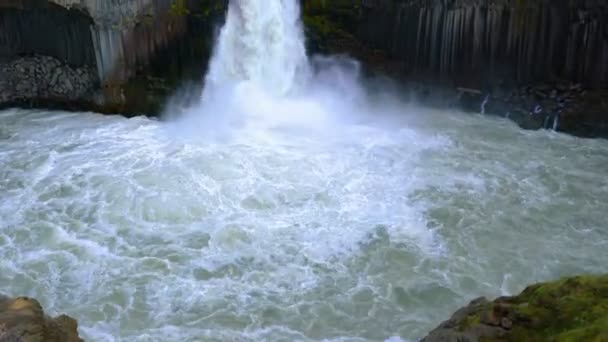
0;1;95;68
0;0;224;114
304;0;607;137
356;0;608;88
0;0;606;136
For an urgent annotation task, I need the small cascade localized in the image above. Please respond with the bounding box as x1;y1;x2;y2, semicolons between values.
480;94;489;115
552;114;560;131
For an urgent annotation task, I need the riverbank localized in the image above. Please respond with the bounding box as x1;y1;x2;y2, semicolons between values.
3;274;606;341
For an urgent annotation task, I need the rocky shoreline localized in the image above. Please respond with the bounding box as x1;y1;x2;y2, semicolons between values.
0;55;99;112
2;53;606;138
0;54;201;117
430;81;608;139
2;274;606;341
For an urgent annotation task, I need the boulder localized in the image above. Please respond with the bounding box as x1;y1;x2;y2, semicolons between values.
421;274;608;341
0;295;83;342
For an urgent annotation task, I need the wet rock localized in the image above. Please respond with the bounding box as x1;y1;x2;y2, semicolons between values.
450;80;608;138
500;317;513;330
0;295;83;342
0;55;98;107
49;69;62;87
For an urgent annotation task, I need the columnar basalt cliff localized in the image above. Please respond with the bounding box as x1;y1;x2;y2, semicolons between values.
357;0;608;86
0;0;224;114
0;1;96;68
304;0;608;137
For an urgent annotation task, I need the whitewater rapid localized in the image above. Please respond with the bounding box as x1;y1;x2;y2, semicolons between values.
1;108;608;341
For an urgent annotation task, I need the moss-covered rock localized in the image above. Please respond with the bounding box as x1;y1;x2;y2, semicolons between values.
421;274;608;342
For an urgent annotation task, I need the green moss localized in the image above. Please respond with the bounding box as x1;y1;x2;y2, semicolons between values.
444;275;608;341
303;14;343;42
507;274;608;341
169;0;225;18
170;0;190;16
458;313;482;332
302;0;361;53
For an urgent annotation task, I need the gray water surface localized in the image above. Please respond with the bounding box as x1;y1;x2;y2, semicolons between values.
0;108;607;341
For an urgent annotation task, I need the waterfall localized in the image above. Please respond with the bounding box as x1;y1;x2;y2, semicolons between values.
203;0;309;97
553;114;560;131
178;0;356;141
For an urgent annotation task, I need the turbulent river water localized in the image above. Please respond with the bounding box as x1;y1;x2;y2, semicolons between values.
2;0;608;341
1;107;608;341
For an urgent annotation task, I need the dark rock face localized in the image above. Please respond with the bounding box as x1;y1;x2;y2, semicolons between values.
420;297;509;342
456;81;608;137
357;0;608;87
0;3;96;69
0;55;98;109
0;0;224;116
304;0;608;138
0;295;82;342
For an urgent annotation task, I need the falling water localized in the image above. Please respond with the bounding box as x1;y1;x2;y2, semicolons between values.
480;94;489;115
174;0;372;144
203;0;308;96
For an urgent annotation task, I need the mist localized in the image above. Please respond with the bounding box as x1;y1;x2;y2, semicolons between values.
160;0;426;146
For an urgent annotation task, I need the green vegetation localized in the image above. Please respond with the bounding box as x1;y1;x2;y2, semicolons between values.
170;0;225;18
170;0;191;16
453;275;608;341
509;275;608;341
302;0;361;54
303;0;360;34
